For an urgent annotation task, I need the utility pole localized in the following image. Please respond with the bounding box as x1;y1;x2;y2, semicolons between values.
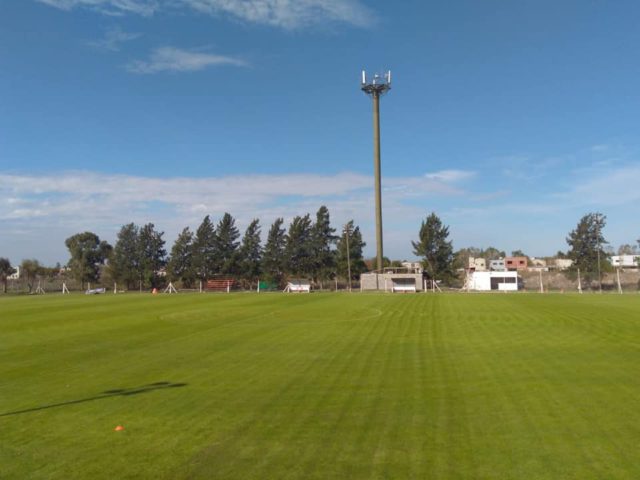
596;213;602;293
361;70;391;272
344;223;352;292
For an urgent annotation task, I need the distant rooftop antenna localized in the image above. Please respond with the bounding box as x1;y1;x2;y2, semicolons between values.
361;70;392;272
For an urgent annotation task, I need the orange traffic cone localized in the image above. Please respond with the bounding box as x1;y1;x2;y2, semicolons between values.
114;425;125;431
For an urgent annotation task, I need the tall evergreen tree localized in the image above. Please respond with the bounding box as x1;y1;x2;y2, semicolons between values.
285;214;314;276
566;212;609;283
263;218;286;284
336;220;367;280
412;212;455;283
138;223;167;288
109;223;140;289
239;219;262;287
0;258;15;294
311;205;337;285
64;232;112;288
215;213;241;275
192;215;217;280
166;227;196;287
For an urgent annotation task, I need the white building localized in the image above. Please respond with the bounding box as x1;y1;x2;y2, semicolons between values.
611;255;640;268
468;271;521;291
401;262;423;274
553;259;573;270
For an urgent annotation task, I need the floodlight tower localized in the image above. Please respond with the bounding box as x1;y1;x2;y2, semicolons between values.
361;70;391;272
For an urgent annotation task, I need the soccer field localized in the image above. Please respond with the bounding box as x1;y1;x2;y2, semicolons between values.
1;293;639;479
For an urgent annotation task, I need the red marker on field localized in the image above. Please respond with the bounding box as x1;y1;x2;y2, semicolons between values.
114;425;125;431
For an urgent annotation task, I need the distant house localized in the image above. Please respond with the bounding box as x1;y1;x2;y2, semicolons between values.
489;259;506;271
401;261;423;274
468;257;486;272
505;256;528;271
530;257;547;268
553;259;574;270
611;255;640;269
528;257;548;272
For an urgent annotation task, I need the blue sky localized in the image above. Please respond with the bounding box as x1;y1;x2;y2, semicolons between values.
1;0;639;265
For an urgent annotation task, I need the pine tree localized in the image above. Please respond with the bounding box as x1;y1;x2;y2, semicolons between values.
411;212;455;283
166;227;196;287
311;205;337;285
566;212;609;284
239;219;262;287
263;218;286;284
109;223;140;289
138;223;167;288
285;214;314;277
215;213;241;275
192;215;217;280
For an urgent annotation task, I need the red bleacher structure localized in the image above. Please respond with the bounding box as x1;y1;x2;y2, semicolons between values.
206;278;236;292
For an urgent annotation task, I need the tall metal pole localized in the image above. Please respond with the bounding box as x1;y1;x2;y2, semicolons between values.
596;213;602;293
372;91;383;273
345;224;352;292
361;71;391;273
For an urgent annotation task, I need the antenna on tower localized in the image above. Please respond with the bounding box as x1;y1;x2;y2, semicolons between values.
361;70;391;96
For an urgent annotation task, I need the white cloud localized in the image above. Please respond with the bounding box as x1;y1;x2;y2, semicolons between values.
0;170;469;263
558;165;640;206
0;170;464;220
126;47;247;73
2;163;638;264
88;26;141;51
38;0;159;16
424;169;475;183
182;0;375;29
37;0;375;28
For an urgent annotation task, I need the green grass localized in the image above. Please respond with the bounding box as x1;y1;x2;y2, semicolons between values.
1;292;640;479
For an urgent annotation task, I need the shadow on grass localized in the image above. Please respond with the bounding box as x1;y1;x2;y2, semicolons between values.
0;381;187;417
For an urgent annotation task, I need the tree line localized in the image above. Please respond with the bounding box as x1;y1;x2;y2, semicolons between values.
0;206;367;291
1;210;638;293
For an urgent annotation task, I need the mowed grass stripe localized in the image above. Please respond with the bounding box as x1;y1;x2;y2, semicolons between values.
1;293;640;479
185;296;392;478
